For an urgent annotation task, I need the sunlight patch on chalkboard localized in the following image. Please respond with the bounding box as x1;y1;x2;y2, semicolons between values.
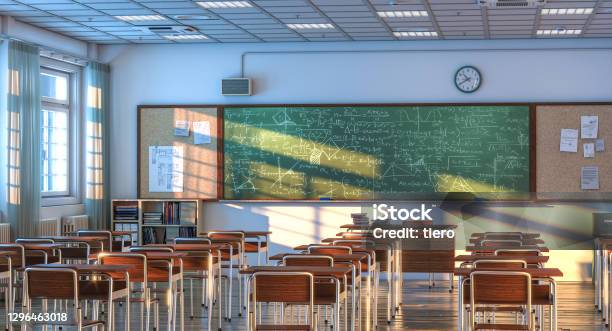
436;173;513;193
224;121;379;179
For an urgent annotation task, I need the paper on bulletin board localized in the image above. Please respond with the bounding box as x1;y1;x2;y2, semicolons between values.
560;129;578;152
584;143;595;158
581;115;598;139
174;120;190;137
193;121;211;144
149;146;184;192
581;166;599;190
596;139;605;152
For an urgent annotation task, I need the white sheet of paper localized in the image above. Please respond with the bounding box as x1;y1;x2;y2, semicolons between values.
174;120;190;137
596;139;605;152
560;129;578;152
584;143;595;158
581;166;599;190
149;146;184;192
193;121;211;144
581;115;598;139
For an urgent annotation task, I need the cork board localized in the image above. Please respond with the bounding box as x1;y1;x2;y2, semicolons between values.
138;106;220;199
536;105;612;198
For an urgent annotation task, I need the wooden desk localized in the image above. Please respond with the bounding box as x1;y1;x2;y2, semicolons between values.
465;245;549;253
470;232;541;239
269;252;366;263
454;255;549;264
468;238;545;245
90;251;187;261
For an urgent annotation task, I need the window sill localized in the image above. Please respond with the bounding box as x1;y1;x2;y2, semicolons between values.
41;196;80;207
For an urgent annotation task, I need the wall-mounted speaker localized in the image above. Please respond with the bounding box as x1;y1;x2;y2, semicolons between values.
222;78;252;96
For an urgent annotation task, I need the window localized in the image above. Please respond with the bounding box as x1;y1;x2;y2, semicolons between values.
40;61;80;204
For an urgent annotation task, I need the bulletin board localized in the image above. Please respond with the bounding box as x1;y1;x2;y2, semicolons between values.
536;104;612;199
137;106;221;199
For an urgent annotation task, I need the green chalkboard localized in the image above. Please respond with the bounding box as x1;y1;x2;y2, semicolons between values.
223;105;531;200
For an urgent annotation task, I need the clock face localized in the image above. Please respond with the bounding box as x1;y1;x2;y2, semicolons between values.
455;66;481;93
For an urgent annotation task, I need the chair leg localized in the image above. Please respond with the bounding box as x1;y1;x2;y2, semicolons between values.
190;279;194;319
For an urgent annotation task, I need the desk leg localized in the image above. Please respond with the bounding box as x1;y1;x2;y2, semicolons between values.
366;258;371;331
218;251;223;331
228;246;233;321
351;267;356;331
457;275;463;331
387;250;392;323
265;235;270;265
596;248;600;310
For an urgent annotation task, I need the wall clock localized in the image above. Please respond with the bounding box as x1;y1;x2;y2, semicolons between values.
455;66;482;93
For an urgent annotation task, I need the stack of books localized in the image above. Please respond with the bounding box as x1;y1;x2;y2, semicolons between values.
143;212;163;225
163;202;181;225
351;213;370;226
114;204;138;221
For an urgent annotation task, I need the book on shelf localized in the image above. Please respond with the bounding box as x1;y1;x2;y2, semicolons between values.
113;204;138;221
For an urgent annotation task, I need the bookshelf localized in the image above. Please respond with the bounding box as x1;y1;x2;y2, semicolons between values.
111;199;202;245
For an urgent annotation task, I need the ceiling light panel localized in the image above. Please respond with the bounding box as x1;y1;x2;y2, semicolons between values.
377;11;429;18
196;1;252;9
163;34;209;40
393;31;438;37
536;29;582;35
114;15;167;22
541;8;593;15
287;23;335;30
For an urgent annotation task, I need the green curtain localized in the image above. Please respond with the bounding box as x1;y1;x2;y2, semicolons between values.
7;40;41;238
85;62;110;230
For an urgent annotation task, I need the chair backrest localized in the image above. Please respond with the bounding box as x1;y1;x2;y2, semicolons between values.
283;255;333;267
25;267;78;301
207;231;245;249
0;244;25;268
473;259;527;269
495;249;542;257
98;252;147;283
481;239;522;247
181;251;212;272
251;272;313;304
16;238;54;244
175;237;212;245
483;233;523;241
470;270;532;329
130;246;174;252
308;245;352;255
78;230;111;252
332;239;374;249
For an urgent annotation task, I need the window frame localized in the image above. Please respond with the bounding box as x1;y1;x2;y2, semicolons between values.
40;58;83;207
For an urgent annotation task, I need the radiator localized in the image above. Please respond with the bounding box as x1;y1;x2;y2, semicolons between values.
61;215;88;235
39;217;61;236
0;223;10;242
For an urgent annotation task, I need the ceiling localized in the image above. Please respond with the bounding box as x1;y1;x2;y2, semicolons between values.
1;0;611;43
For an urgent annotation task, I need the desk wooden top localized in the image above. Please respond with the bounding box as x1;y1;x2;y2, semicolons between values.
470;233;541;239
91;251;187;260
465;245;549;253
293;244;375;254
31;263;130;275
240;265;351;278
41;236;107;242
454;255;549;264
469;238;545;245
111;231;133;236
269;253;366;263
146;243;228;252
454;267;563;278
200;231;272;238
3;243;64;251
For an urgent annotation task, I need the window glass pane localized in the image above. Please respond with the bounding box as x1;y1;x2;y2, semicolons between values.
41;71;68;102
41;109;68;193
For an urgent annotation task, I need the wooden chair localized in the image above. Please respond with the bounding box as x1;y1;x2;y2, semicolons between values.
248;272;316;331
78;230;112;252
98;253;160;331
15;238;62;264
175;237;212;245
128;247;183;331
495;249;544;268
23;267;106;330
282;255;347;329
207;231;246;319
467;270;533;331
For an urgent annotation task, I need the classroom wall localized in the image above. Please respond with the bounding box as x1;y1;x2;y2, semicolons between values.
100;38;612;281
